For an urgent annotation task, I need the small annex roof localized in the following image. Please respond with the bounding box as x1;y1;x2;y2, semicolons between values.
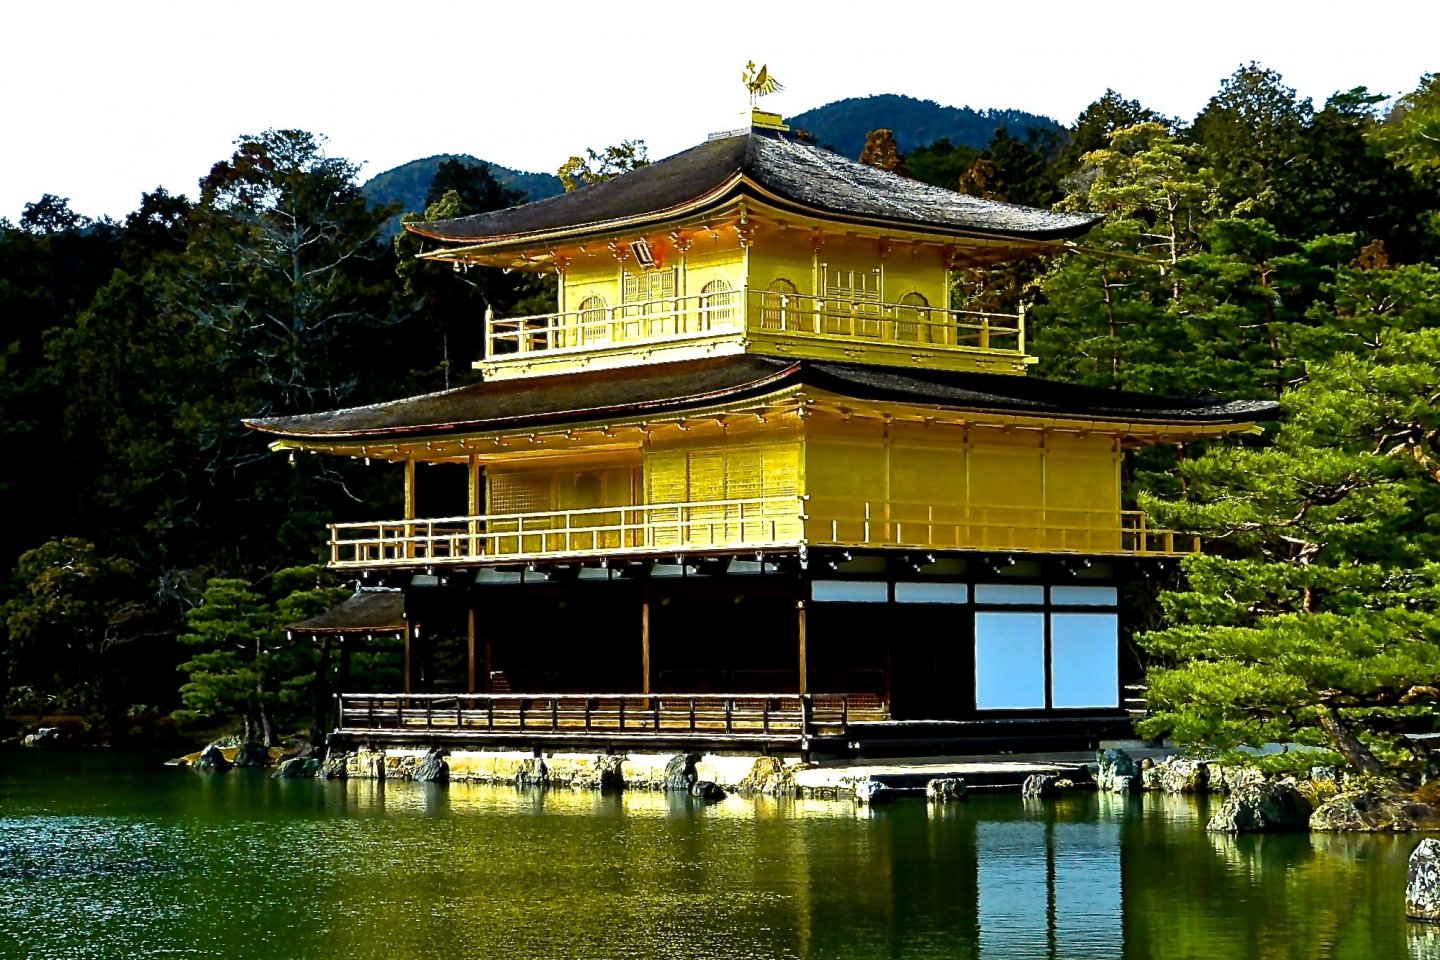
404;128;1099;247
244;356;1279;443
285;590;405;635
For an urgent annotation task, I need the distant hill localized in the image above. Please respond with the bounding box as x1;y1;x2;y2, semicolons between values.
361;154;563;224
788;94;1063;159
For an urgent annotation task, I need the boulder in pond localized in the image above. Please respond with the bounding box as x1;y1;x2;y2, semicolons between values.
232;741;272;767
690;780;725;802
1107;774;1136;794
317;752;349;779
193;744;232;772
1206;781;1312;833
412;748;449;784
1159;758;1211;794
926;778;967;803
853;779;894;806
272;757;309;779
514;757;548;788
663;753;700;791
1022;774;1060;798
1097;748;1140;791
1408;838;1440;923
1311;789;1440;833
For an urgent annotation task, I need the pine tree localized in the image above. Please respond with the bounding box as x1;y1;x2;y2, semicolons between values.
1138;260;1440;779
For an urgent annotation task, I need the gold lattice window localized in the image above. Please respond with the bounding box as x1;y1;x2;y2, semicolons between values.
699;279;735;328
577;294;608;344
761;278;798;330
895;291;930;341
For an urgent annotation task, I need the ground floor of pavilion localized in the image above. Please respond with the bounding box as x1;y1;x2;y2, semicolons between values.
318;549;1149;757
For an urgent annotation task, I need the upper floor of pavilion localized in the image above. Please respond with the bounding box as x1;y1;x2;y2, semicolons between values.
404;114;1100;382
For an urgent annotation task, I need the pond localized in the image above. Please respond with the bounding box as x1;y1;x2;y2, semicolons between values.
0;751;1434;959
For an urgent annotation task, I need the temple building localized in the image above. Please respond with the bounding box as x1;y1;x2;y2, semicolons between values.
245;107;1276;756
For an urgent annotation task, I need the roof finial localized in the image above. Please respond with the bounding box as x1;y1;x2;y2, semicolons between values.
742;62;789;132
742;61;783;107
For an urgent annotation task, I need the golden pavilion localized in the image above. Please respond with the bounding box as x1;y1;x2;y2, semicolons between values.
245;106;1276;755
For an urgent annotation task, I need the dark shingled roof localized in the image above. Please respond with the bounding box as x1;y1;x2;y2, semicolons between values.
407;128;1099;245
245;357;1279;442
286;590;405;635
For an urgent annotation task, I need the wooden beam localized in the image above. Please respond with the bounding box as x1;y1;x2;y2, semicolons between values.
641;583;652;695
797;599;808;694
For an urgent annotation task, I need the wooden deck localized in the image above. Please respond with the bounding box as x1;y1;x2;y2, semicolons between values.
335;691;889;748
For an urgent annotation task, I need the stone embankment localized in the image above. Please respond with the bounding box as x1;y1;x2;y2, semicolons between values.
1096;750;1440;834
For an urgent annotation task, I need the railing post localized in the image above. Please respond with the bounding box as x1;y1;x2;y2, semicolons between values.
551;697;559;733
1017;303;1026;355
802;694;815;739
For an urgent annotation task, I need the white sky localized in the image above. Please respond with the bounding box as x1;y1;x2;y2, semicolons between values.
2;0;1436;223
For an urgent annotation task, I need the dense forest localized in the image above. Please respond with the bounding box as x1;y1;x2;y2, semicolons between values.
3;65;1439;776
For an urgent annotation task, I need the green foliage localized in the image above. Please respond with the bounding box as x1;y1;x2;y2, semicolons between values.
557;140;649;193
176;567;350;742
1138;262;1440;775
786;93;1061;161
907;138;981;190
1;539;146;716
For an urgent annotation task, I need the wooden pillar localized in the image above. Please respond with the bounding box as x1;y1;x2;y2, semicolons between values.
403;621;413;695
403;456;417;559
641;582;652;694
467;607;477;694
467;454;481;559
797;599;808;695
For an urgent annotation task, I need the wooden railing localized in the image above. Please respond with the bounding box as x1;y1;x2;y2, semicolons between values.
748;289;1024;353
483;287;1026;361
330;496;804;567
335;692;890;743
328;498;1199;568
805;502;1201;557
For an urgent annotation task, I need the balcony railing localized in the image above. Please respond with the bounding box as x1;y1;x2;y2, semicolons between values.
484;288;1024;362
328;497;1197;568
334;691;891;745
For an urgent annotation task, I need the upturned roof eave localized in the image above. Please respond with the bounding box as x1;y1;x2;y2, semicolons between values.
242;360;804;443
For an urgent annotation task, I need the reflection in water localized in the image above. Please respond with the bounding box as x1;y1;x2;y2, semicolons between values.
0;753;1426;960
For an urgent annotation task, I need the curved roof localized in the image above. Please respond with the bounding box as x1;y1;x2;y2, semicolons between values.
405;128;1099;246
285;590;405;635
245;357;1279;442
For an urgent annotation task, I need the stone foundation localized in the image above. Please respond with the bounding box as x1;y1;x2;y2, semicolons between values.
326;747;812;797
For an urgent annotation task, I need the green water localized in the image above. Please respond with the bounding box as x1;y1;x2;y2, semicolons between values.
1;752;1436;960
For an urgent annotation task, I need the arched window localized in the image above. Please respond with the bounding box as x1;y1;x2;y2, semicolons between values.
761;278;798;330
698;279;735;329
894;291;930;342
577;295;608;344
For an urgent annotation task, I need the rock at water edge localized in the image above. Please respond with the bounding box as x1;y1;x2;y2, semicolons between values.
232;741;272;767
412;748;449;784
1311;790;1440;833
1207;782;1312;833
1098;748;1140;792
193;744;232;772
1022;774;1060;799
1409;839;1440;923
663;754;699;792
854;780;893;806
273;757;309;779
927;778;967;803
514;757;548;788
1159;759;1211;794
317;752;349;779
690;780;725;802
